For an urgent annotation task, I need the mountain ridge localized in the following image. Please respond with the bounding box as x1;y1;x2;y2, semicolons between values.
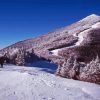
1;14;100;52
0;14;100;63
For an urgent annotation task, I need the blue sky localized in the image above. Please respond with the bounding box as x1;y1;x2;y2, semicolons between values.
0;0;100;48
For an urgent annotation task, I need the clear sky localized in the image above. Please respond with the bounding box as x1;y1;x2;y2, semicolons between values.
0;0;100;48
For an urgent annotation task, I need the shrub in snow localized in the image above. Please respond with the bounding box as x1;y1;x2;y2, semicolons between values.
80;55;100;84
56;56;78;78
1;48;42;66
15;49;25;66
69;59;80;80
56;55;100;84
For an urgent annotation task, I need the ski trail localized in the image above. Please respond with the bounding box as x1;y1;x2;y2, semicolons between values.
50;22;100;56
50;29;90;56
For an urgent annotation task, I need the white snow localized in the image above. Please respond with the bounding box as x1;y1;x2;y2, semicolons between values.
80;14;100;23
92;22;100;29
50;49;60;56
0;64;100;100
75;32;83;46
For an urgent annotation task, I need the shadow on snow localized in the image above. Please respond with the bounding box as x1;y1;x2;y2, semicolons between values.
26;60;58;74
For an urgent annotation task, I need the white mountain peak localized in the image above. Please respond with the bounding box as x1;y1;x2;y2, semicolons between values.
80;14;100;22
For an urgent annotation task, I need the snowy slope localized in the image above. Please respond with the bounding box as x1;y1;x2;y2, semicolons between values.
0;65;100;100
92;22;100;29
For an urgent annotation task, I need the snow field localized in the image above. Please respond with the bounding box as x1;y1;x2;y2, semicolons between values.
0;65;100;100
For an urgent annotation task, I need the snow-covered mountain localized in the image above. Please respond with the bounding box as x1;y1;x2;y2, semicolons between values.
0;14;100;64
0;14;100;99
0;14;100;84
0;64;100;100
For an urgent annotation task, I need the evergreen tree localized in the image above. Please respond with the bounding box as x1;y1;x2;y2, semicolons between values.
15;49;25;66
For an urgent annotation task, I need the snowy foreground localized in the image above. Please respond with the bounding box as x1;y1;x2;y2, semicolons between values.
0;65;100;100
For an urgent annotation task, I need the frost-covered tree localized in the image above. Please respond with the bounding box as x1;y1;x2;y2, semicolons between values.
57;56;75;78
80;55;100;84
15;49;26;66
69;59;80;79
56;55;100;84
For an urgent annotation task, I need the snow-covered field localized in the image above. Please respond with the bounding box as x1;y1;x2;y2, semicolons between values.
0;64;100;100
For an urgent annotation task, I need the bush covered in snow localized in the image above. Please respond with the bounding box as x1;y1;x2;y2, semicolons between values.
56;55;100;84
2;48;42;66
80;56;100;84
56;56;81;78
